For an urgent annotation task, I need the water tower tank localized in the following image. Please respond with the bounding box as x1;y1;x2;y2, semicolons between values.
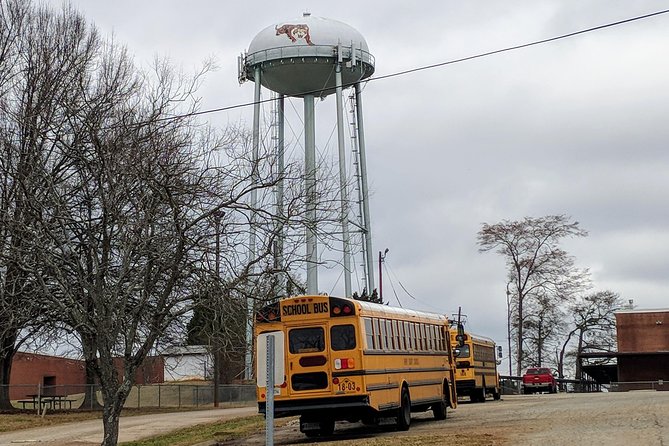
242;13;375;97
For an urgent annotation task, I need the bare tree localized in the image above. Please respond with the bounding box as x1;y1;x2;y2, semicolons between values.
557;290;623;381
0;0;88;409
478;215;589;375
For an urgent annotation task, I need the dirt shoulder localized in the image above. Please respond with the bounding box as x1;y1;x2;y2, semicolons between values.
0;406;256;446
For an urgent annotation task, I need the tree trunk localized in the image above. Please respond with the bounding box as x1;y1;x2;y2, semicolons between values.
575;330;584;391
0;332;18;410
79;335;102;410
101;402;122;446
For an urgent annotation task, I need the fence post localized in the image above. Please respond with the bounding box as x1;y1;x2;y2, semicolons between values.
196;386;199;407
137;385;141;408
158;385;161;408
178;385;181;408
37;382;41;416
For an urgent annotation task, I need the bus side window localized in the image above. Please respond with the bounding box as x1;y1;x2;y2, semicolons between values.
419;324;426;351
373;318;382;350
363;318;374;349
397;320;405;351
413;323;419;351
429;325;436;351
380;319;388;350
403;321;410;351
386;319;394;350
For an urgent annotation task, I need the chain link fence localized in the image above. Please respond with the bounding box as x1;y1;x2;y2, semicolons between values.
609;380;668;392
2;383;256;411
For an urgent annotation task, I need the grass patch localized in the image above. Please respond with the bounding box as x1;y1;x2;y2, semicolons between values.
0;411;102;432
120;415;265;446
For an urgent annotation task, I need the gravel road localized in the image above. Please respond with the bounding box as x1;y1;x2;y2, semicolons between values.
233;391;669;446
0;391;666;445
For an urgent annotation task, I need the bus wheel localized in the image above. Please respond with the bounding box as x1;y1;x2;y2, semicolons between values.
432;399;447;420
300;417;335;438
477;379;487;403
318;419;335;436
492;387;501;400
397;387;411;431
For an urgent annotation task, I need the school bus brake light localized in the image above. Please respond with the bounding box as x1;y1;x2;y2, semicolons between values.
334;358;355;370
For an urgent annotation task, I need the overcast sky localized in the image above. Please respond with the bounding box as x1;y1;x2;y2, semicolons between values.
46;0;669;364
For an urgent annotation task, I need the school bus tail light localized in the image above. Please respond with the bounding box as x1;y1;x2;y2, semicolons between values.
334;358;355;370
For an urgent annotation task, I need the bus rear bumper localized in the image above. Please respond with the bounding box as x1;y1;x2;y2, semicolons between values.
259;395;370;419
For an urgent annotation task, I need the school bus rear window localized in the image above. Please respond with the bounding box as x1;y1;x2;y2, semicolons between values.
331;324;356;351
289;327;325;354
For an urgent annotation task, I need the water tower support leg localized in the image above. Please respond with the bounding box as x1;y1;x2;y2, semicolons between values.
304;94;318;294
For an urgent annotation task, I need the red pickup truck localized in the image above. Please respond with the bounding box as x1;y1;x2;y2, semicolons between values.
522;367;557;394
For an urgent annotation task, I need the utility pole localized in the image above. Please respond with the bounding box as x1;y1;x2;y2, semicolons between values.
378;249;388;302
213;210;225;407
506;281;513;378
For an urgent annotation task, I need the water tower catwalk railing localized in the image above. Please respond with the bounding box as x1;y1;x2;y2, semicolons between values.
241;45;375;85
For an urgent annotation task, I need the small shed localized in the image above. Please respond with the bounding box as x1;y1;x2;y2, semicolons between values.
163;346;212;382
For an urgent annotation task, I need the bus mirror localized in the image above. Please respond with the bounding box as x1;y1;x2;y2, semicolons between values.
455;323;466;347
497;345;503;359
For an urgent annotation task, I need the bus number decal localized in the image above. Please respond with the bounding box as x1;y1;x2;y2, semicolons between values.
283;302;329;316
337;378;356;393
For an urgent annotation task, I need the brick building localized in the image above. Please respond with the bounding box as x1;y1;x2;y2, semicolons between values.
9;352;165;400
615;309;669;385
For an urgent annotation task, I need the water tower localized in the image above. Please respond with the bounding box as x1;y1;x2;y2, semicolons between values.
239;13;376;297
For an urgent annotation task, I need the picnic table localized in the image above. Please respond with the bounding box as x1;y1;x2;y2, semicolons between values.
18;394;76;410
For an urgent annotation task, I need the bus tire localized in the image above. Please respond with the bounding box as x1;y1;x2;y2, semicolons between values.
302;418;335;438
318;419;335;436
397;387;411;431
474;378;486;403
432;398;447;420
492;387;501;400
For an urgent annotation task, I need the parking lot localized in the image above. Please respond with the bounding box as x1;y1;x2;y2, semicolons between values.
238;391;669;445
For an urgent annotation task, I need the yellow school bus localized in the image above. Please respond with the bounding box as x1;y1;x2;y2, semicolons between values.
255;295;458;437
450;331;500;402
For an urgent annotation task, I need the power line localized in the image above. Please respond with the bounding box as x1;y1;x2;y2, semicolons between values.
177;8;669;122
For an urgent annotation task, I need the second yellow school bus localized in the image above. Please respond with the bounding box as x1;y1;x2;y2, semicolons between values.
450;331;500;402
255;295;458;437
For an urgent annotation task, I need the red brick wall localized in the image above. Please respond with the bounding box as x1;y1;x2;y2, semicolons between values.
10;353;164;400
9;353;86;400
113;356;165;384
616;311;669;353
